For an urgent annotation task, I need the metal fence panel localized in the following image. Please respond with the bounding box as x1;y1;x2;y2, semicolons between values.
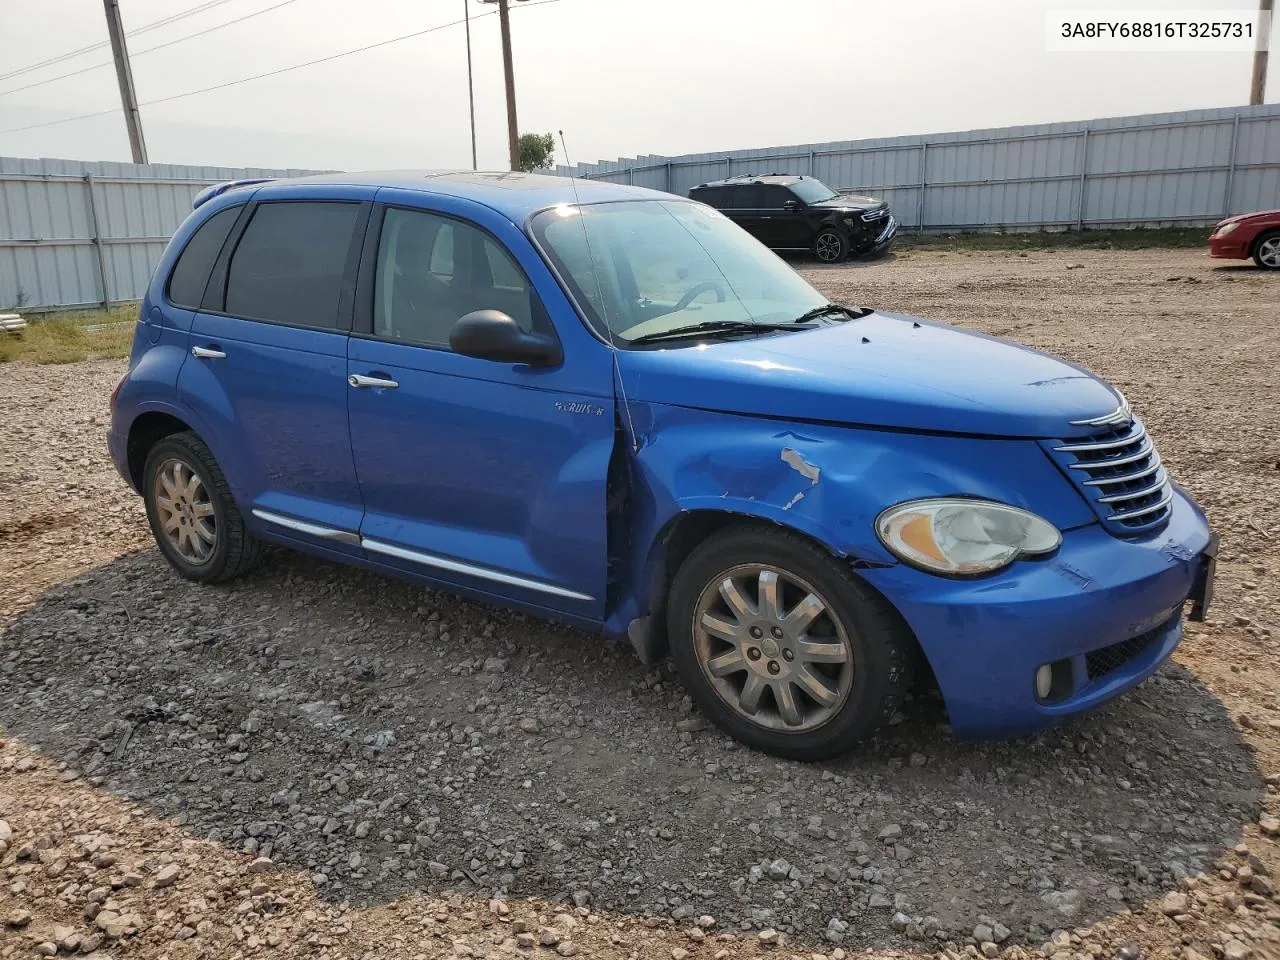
557;103;1280;235
0;156;326;311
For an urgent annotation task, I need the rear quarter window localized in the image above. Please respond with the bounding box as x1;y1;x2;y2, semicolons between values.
167;206;241;308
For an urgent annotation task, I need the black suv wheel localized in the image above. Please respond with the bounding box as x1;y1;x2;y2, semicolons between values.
812;228;847;263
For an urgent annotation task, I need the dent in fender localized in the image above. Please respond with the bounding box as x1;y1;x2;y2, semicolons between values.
604;400;1098;640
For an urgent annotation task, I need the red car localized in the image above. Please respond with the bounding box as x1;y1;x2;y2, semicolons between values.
1209;208;1280;269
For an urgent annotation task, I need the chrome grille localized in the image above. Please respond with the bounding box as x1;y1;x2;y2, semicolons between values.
1043;418;1173;536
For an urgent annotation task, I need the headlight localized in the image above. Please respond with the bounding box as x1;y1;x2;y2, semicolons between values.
875;498;1061;576
1215;221;1239;236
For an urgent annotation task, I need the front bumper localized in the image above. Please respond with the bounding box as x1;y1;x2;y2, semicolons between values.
1208;232;1249;259
860;484;1214;738
849;215;897;253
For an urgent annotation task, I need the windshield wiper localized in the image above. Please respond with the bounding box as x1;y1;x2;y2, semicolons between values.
628;319;817;346
792;302;865;324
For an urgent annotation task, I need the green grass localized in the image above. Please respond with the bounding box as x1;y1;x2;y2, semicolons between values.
0;304;137;364
896;226;1208;253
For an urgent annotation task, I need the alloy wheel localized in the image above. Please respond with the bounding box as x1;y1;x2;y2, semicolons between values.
154;458;216;564
692;564;855;733
1258;237;1280;268
814;233;843;263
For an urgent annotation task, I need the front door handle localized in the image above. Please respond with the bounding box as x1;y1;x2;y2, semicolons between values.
191;345;226;359
348;374;399;389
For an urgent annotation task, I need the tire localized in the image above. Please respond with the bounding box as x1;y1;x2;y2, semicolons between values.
1252;229;1280;270
811;228;848;264
142;431;263;583
666;524;913;761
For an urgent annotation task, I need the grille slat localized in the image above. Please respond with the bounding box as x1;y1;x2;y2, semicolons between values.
1108;488;1175;522
1097;478;1169;504
1081;457;1162;486
1052;428;1145;453
1044;418;1173;536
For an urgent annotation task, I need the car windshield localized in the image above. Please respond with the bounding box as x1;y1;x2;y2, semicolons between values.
530;199;828;346
788;179;838;204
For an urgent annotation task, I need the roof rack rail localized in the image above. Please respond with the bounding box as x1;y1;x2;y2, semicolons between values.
192;177;276;209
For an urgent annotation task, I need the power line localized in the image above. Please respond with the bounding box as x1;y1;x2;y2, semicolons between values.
0;0;304;99
0;0;240;84
0;0;560;137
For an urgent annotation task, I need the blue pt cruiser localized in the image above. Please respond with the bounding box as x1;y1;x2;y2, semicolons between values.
108;172;1217;760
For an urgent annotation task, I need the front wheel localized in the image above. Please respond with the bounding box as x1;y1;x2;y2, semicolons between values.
1253;230;1280;270
667;525;913;761
811;228;848;264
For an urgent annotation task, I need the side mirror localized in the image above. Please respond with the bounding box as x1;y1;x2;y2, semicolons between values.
783;199;802;211
449;310;562;367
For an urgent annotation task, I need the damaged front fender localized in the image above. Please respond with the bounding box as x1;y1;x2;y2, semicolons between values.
605;401;1097;637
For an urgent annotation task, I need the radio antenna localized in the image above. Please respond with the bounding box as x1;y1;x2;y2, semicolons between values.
558;129;639;453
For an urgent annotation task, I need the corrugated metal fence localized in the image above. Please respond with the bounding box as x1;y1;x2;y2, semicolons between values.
3;104;1278;311
0;157;324;312
556;104;1280;233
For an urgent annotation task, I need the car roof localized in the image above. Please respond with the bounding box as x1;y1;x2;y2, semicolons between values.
251;170;667;219
692;174;808;189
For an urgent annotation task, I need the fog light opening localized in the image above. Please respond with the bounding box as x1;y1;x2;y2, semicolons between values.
1035;664;1053;700
1034;658;1074;704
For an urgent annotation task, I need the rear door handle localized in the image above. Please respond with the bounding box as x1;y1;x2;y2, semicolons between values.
191;345;226;359
348;374;399;389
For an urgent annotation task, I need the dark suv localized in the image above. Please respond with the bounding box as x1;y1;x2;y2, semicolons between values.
688;174;896;263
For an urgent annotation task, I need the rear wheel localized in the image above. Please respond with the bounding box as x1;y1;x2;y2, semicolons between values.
143;431;263;583
667;525;913;761
1252;230;1280;270
812;228;848;264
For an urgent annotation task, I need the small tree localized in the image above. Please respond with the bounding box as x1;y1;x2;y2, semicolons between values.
517;132;555;172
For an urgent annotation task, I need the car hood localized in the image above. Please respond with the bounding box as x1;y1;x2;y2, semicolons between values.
615;311;1124;439
1218;208;1280;225
809;194;884;212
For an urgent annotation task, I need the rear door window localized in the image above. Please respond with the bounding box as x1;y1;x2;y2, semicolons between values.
692;187;729;209
167;206;240;308
224;201;361;329
728;186;764;209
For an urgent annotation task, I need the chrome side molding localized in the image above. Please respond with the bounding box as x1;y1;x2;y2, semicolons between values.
361;538;593;602
251;510;593;602
251;509;361;546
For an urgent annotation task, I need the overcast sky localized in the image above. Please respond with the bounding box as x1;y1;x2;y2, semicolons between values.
0;0;1271;172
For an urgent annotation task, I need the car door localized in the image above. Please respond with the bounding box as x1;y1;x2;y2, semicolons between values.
767;185;815;248
177;192;371;556
727;185;774;245
345;193;615;620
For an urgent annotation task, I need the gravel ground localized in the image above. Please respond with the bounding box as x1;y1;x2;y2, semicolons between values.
1;247;1278;960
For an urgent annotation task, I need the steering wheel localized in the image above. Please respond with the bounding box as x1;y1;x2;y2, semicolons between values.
673;280;728;312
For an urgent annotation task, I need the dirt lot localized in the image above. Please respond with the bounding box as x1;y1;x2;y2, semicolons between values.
1;247;1277;960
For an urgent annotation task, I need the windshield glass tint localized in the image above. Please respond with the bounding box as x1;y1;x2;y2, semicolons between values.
530;200;827;345
789;179;838;204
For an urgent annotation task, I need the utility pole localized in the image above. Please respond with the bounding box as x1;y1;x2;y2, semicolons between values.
102;0;148;164
1250;0;1273;105
482;0;524;171
464;0;477;169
